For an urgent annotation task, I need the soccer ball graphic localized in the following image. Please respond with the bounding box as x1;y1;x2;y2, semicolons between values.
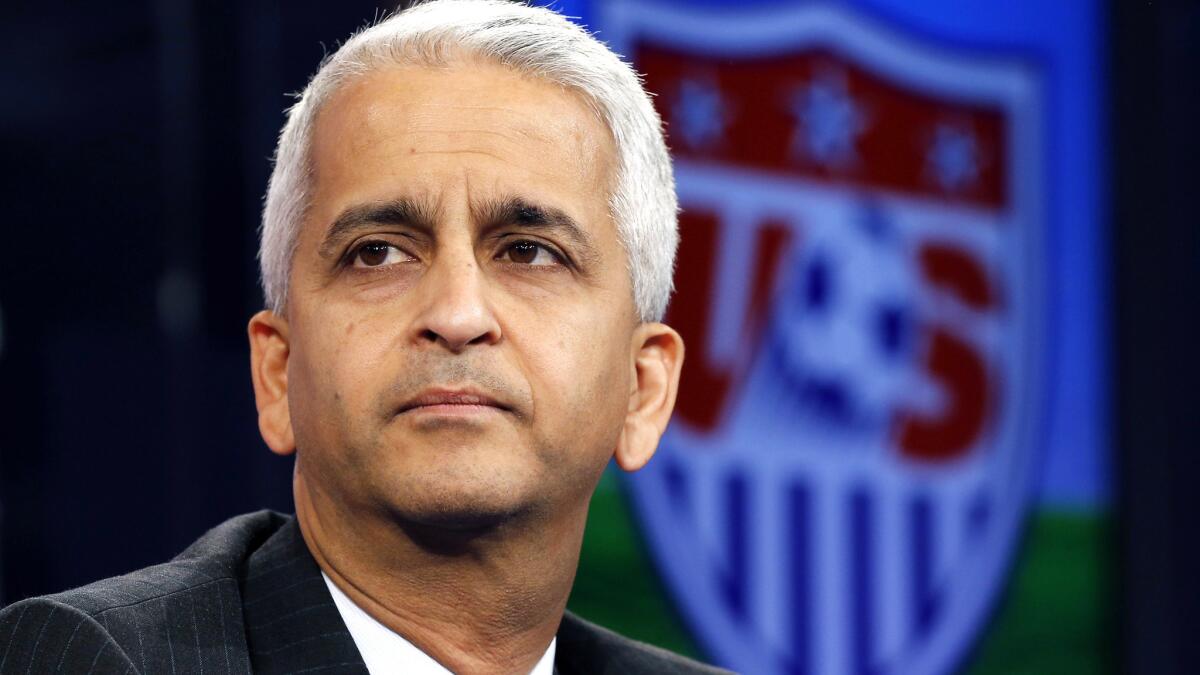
771;203;921;430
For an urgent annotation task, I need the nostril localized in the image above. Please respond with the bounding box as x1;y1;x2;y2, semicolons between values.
420;329;441;343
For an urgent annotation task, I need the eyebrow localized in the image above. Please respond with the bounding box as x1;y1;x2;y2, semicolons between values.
473;197;601;267
317;198;441;260
319;195;603;268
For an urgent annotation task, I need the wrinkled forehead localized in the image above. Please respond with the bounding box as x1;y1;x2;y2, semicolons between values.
310;59;617;186
298;60;622;249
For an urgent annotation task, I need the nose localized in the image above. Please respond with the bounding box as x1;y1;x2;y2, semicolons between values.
411;253;502;353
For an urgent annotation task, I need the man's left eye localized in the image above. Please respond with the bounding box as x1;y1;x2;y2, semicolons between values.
350;242;412;268
499;241;561;266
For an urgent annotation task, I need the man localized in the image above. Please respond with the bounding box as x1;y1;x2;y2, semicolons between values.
0;1;727;673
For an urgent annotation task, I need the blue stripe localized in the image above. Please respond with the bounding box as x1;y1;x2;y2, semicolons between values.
850;486;877;675
718;470;750;624
785;481;812;675
909;493;941;640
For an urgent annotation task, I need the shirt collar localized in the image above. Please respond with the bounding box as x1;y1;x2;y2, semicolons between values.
322;571;557;675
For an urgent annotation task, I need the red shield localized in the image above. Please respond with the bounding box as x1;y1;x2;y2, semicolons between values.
599;3;1046;674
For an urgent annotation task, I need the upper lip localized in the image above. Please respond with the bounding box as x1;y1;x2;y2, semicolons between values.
399;387;510;413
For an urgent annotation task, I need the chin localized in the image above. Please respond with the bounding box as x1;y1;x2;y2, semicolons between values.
384;471;542;533
398;502;519;532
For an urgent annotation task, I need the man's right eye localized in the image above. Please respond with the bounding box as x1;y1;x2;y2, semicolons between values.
350;242;411;268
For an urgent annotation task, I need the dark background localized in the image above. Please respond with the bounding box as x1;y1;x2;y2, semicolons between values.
1113;0;1200;671
0;0;395;600
0;1;1197;672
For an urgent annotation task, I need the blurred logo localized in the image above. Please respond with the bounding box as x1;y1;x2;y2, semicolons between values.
599;3;1045;674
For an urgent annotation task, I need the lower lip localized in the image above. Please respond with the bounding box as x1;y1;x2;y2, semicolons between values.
403;404;504;417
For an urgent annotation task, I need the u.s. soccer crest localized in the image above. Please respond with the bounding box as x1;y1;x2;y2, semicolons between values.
598;3;1045;674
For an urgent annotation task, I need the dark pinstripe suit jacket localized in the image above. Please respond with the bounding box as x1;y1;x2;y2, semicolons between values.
0;511;728;674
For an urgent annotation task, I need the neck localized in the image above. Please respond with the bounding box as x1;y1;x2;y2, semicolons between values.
294;469;586;675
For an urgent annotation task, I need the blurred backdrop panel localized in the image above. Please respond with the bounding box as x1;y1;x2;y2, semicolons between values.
562;1;1109;675
3;0;1180;673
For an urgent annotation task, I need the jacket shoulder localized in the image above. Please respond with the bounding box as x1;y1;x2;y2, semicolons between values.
0;596;137;672
22;510;284;616
557;612;732;675
0;510;285;673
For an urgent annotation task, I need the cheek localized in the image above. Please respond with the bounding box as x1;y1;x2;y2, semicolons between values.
522;316;630;443
288;306;394;441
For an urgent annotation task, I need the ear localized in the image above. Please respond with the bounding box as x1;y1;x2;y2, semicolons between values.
614;322;685;472
248;309;296;456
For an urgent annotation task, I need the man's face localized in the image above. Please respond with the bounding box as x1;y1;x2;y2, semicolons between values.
279;61;636;528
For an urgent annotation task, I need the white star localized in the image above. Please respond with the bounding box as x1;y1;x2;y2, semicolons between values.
671;77;729;151
788;71;867;169
926;124;981;191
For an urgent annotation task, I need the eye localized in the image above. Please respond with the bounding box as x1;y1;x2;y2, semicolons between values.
498;240;562;267
350;241;413;268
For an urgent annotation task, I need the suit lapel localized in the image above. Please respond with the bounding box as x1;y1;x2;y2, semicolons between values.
555;612;592;675
240;516;368;674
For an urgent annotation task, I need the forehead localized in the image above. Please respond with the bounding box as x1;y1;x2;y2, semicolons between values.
306;60;617;222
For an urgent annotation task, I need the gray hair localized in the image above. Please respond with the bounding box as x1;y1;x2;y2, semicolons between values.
259;0;677;322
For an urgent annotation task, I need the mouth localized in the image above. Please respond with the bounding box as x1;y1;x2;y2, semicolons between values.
398;388;513;417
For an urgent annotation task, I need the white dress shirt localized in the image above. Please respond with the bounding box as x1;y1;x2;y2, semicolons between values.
322;572;557;675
